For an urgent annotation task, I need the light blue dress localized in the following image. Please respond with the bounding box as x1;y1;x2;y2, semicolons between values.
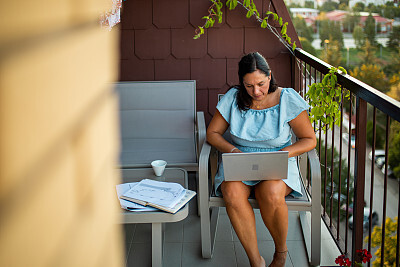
214;87;310;197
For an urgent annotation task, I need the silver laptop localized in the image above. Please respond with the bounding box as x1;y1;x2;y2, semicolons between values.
222;151;289;181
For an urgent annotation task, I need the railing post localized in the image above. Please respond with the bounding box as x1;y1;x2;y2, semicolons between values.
352;97;367;263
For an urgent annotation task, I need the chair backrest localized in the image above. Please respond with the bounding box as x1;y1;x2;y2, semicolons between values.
115;80;197;168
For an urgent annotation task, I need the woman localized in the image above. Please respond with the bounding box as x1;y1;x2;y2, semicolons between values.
206;52;316;267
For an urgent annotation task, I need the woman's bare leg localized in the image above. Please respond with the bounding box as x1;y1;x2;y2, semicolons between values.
255;180;292;267
221;181;265;267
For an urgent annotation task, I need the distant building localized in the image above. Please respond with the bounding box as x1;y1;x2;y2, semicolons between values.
349;0;394;8
290;8;320;19
290;8;320;31
285;0;339;8
324;10;394;33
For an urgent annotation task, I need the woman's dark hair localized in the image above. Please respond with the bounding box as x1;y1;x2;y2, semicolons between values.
236;52;278;111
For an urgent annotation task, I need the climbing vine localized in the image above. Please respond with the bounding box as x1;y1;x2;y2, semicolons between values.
305;66;350;132
194;0;349;132
193;0;296;51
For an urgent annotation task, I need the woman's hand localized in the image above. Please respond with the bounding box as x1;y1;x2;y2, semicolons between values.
230;147;242;153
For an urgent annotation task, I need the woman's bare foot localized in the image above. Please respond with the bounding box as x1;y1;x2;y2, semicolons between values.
268;250;287;267
251;256;266;267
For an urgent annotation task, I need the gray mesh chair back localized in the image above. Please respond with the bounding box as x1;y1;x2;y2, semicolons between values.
115;81;201;170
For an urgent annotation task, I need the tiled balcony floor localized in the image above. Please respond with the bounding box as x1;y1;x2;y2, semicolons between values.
122;174;340;267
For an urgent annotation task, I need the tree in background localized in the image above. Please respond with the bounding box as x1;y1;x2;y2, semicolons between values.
358;39;377;65
338;3;348;11
344;13;360;33
304;1;314;9
352;2;365;12
317;140;354;223
365;3;380;14
350;64;390;93
319;20;344;50
339;0;349;7
366;119;386;149
353;25;365;49
319;1;339;12
368;217;399;266
293;16;314;43
388;120;400;178
382;2;400;19
387;78;400;101
387;26;400;52
383;48;400;78
299;37;317;56
364;13;377;46
292;16;317;55
387;81;400;179
320;38;342;67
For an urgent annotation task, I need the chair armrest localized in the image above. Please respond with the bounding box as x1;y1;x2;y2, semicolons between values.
198;140;212;209
307;148;321;214
197;111;207;151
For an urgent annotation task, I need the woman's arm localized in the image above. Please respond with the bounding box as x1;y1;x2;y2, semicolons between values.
283;110;317;158
206;110;242;153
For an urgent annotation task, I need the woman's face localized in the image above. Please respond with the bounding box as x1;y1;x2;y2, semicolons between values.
242;69;271;102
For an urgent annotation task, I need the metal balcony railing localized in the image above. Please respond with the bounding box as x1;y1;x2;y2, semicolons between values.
293;48;400;266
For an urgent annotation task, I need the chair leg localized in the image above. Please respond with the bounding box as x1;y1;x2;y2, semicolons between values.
152;223;163;267
311;209;321;266
299;211;321;266
200;206;219;258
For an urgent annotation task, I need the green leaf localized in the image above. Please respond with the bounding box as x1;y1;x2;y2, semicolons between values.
243;0;250;8
199;26;204;34
292;41;296;51
273;13;279;21
261;19;268;28
338;66;347;74
326;95;332;103
322;75;329;85
228;0;237;9
281;22;287;35
209;18;215;27
217;11;223;23
330;78;336;89
252;3;260;17
246;10;253;18
279;17;283;26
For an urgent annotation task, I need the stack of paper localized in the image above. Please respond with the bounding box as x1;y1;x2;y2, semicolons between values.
117;179;196;214
116;183;158;211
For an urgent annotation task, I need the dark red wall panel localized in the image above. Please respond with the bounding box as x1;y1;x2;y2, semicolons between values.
119;0;300;124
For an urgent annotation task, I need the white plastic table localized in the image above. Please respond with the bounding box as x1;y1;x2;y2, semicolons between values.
119;168;189;267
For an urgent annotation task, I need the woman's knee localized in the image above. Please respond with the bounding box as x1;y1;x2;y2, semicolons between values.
255;181;286;206
221;181;250;207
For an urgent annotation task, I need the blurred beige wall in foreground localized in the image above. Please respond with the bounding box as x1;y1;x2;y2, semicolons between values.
0;1;123;266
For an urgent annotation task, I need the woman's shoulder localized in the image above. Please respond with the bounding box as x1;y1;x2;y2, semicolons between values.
280;87;305;102
226;86;239;96
219;87;239;103
281;87;297;95
279;87;309;120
